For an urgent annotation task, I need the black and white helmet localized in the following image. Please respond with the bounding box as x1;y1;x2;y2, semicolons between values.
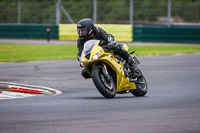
77;18;94;38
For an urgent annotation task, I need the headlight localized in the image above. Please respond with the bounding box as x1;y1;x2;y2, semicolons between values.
91;51;102;61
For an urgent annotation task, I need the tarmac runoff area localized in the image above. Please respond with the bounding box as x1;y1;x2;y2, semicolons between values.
0;82;62;100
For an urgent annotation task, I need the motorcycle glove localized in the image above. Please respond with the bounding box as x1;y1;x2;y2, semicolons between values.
103;42;117;49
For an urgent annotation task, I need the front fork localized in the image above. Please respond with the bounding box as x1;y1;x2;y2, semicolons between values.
93;61;111;82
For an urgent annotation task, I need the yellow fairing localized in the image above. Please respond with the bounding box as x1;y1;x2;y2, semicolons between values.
81;41;136;93
100;54;136;93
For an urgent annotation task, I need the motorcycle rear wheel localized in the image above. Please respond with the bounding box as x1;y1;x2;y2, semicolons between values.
131;69;148;97
92;67;116;98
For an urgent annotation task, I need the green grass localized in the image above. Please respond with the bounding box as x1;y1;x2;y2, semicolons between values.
129;45;200;56
0;43;200;62
0;44;77;62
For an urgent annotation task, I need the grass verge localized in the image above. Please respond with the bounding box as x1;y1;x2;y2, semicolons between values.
0;44;200;62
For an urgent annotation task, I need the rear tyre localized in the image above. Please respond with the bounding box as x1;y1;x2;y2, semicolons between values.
131;69;148;97
92;67;116;98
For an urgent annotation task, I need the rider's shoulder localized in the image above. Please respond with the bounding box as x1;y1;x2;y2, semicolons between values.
94;26;104;33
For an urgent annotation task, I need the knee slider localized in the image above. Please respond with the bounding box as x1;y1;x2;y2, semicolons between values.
81;69;91;79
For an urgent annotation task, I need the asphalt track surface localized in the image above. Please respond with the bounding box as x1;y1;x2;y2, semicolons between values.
0;54;200;133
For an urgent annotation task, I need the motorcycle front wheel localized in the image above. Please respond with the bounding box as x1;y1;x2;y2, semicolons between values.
92;67;116;98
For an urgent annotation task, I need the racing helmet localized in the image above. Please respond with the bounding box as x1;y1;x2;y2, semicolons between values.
77;18;94;38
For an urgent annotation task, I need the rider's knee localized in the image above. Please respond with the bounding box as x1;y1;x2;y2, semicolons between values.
81;68;91;79
116;43;129;54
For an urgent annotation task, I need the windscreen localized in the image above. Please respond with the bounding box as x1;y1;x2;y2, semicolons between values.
83;40;98;55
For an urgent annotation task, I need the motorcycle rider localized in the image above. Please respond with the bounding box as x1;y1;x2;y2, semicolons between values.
77;18;139;81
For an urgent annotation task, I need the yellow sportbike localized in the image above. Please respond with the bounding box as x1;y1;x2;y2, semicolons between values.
80;40;148;98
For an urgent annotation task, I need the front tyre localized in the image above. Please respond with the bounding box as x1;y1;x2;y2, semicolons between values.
131;69;148;97
92;67;116;98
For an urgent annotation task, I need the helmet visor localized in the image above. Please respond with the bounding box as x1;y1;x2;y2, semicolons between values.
77;28;88;37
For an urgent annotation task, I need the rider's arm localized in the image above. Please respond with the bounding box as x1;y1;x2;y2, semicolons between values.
77;38;84;59
95;27;115;44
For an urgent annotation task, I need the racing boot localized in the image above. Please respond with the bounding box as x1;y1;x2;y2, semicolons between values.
127;56;142;82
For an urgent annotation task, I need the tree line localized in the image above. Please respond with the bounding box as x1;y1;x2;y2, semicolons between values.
0;0;199;24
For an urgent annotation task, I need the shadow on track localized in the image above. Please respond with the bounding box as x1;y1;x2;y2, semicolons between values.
67;95;149;100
